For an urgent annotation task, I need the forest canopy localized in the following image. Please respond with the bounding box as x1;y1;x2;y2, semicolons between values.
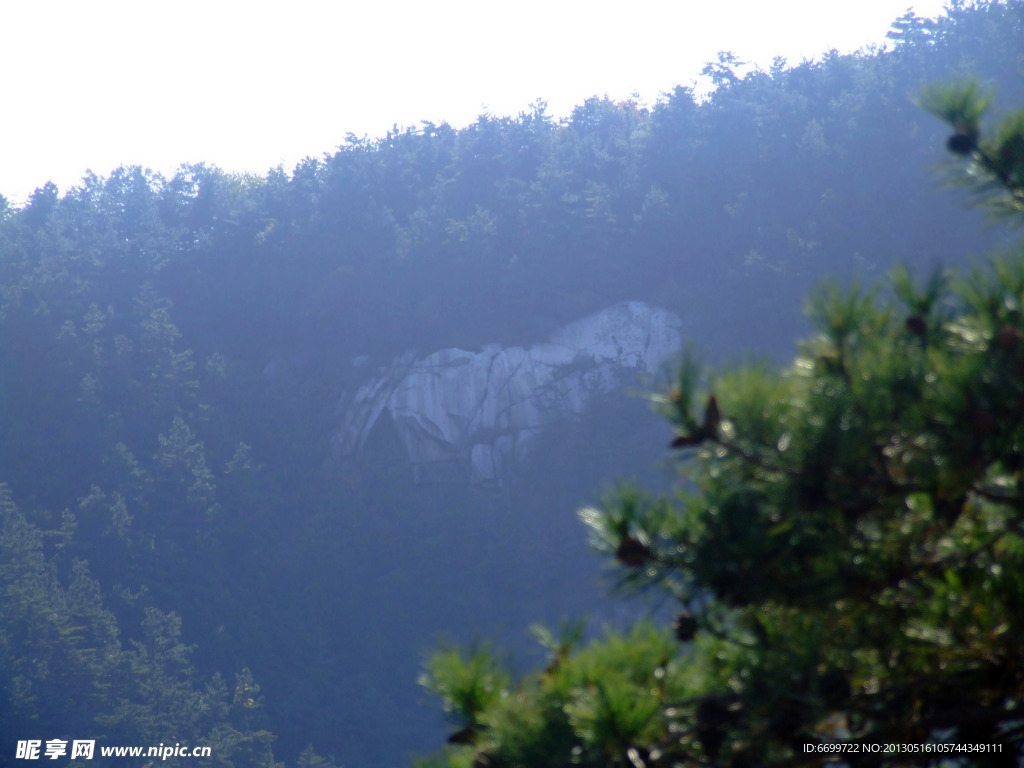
1;3;1023;766
417;78;1024;767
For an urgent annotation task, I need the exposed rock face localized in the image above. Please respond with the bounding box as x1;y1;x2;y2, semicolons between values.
334;301;683;485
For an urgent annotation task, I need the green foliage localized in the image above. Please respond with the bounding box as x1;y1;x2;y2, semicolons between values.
417;84;1024;767
419;642;511;732
1;4;1022;765
294;745;342;768
417;622;694;768
0;486;279;768
921;80;1024;222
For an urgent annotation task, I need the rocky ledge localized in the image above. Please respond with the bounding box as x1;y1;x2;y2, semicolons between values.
333;301;683;485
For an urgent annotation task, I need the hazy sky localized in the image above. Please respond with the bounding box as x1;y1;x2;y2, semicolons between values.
2;0;949;206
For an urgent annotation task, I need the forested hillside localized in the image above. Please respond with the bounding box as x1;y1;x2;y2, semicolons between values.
2;3;1022;766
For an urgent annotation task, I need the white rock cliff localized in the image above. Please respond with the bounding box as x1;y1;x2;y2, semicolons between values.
334;301;683;485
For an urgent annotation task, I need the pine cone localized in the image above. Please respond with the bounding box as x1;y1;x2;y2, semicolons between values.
673;611;699;642
616;535;652;567
947;131;976;156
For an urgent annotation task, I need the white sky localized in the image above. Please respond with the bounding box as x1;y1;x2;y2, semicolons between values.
1;0;948;207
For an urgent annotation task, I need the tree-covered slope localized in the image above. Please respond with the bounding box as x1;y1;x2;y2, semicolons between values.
417;77;1024;768
1;3;1022;765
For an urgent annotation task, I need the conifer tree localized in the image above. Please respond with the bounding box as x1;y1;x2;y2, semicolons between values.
418;82;1024;768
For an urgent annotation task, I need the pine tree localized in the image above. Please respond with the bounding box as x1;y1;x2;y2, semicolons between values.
418;82;1024;768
